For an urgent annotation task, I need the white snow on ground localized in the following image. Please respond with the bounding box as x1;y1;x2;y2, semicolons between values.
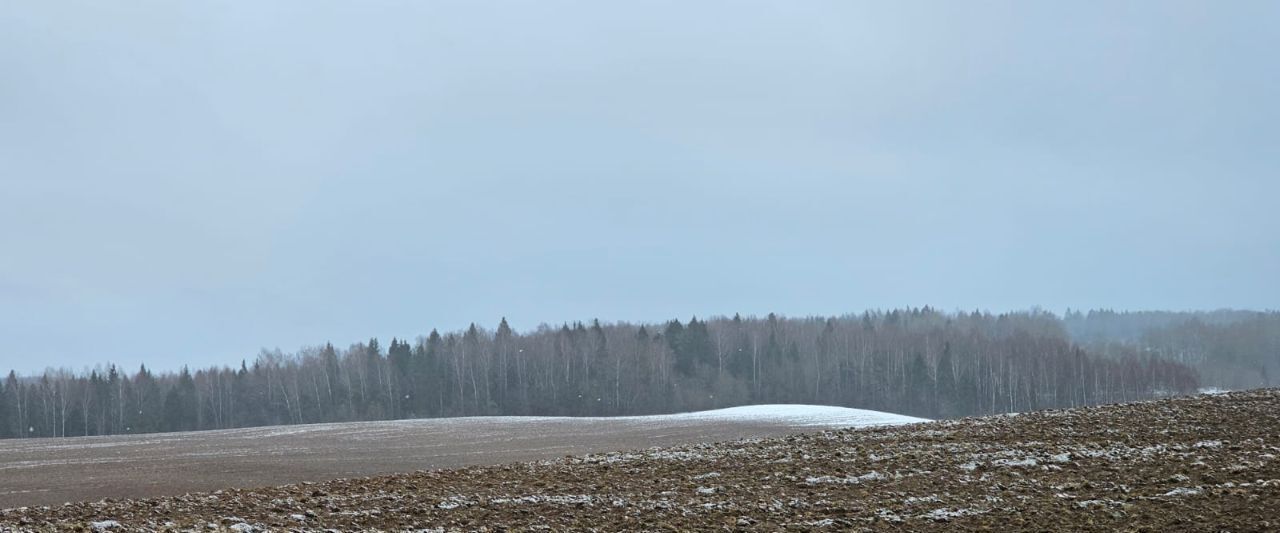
632;405;928;428
490;494;596;506
992;457;1039;468
231;404;924;434
805;471;887;485
919;507;987;521
356;404;925;429
222;404;924;437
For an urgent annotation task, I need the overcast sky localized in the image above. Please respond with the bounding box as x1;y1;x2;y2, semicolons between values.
2;1;1277;374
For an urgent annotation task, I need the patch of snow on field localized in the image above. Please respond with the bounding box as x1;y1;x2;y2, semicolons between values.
904;495;941;505
920;507;986;521
436;496;474;510
992;458;1038;468
805;471;886;485
491;494;595;506
313;404;924;430
642;405;927;428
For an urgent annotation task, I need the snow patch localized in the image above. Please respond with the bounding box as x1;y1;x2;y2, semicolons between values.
632;404;928;428
904;495;941;505
490;494;595;506
805;471;886;485
920;507;985;521
436;496;474;510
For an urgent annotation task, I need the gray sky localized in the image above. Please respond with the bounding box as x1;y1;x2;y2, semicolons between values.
2;1;1277;374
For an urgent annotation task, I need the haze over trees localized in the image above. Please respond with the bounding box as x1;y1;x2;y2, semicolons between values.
1063;310;1279;390
4;307;1274;440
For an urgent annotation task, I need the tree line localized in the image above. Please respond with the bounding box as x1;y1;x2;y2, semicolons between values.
0;308;1208;439
1062;309;1264;345
1065;309;1279;390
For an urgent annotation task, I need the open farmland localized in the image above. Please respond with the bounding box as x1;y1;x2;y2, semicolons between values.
0;405;922;510
2;392;1278;531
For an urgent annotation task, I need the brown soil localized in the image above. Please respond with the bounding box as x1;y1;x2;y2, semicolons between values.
0;416;800;509
3;390;1278;532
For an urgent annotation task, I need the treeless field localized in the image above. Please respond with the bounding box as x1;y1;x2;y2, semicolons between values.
3;391;1278;532
0;406;919;509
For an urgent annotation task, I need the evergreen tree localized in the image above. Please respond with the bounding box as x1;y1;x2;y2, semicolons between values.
935;344;958;418
133;365;163;433
906;352;931;416
0;376;8;439
682;317;715;372
423;329;445;416
162;367;198;432
665;320;690;375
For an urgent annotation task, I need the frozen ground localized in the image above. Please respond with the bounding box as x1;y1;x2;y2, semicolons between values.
0;405;922;508
4;390;1275;531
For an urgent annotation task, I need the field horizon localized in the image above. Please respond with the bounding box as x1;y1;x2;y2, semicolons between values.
2;389;1275;531
0;403;924;509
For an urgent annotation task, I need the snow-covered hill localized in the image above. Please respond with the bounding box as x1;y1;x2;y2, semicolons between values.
625;404;927;428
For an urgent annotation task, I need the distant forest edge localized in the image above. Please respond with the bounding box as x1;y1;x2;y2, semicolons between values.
2;308;1277;439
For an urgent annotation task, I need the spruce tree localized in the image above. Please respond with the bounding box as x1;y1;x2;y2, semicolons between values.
0;376;8;439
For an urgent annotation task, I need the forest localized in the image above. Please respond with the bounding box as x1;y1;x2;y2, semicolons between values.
3;307;1274;440
1063;309;1279;390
